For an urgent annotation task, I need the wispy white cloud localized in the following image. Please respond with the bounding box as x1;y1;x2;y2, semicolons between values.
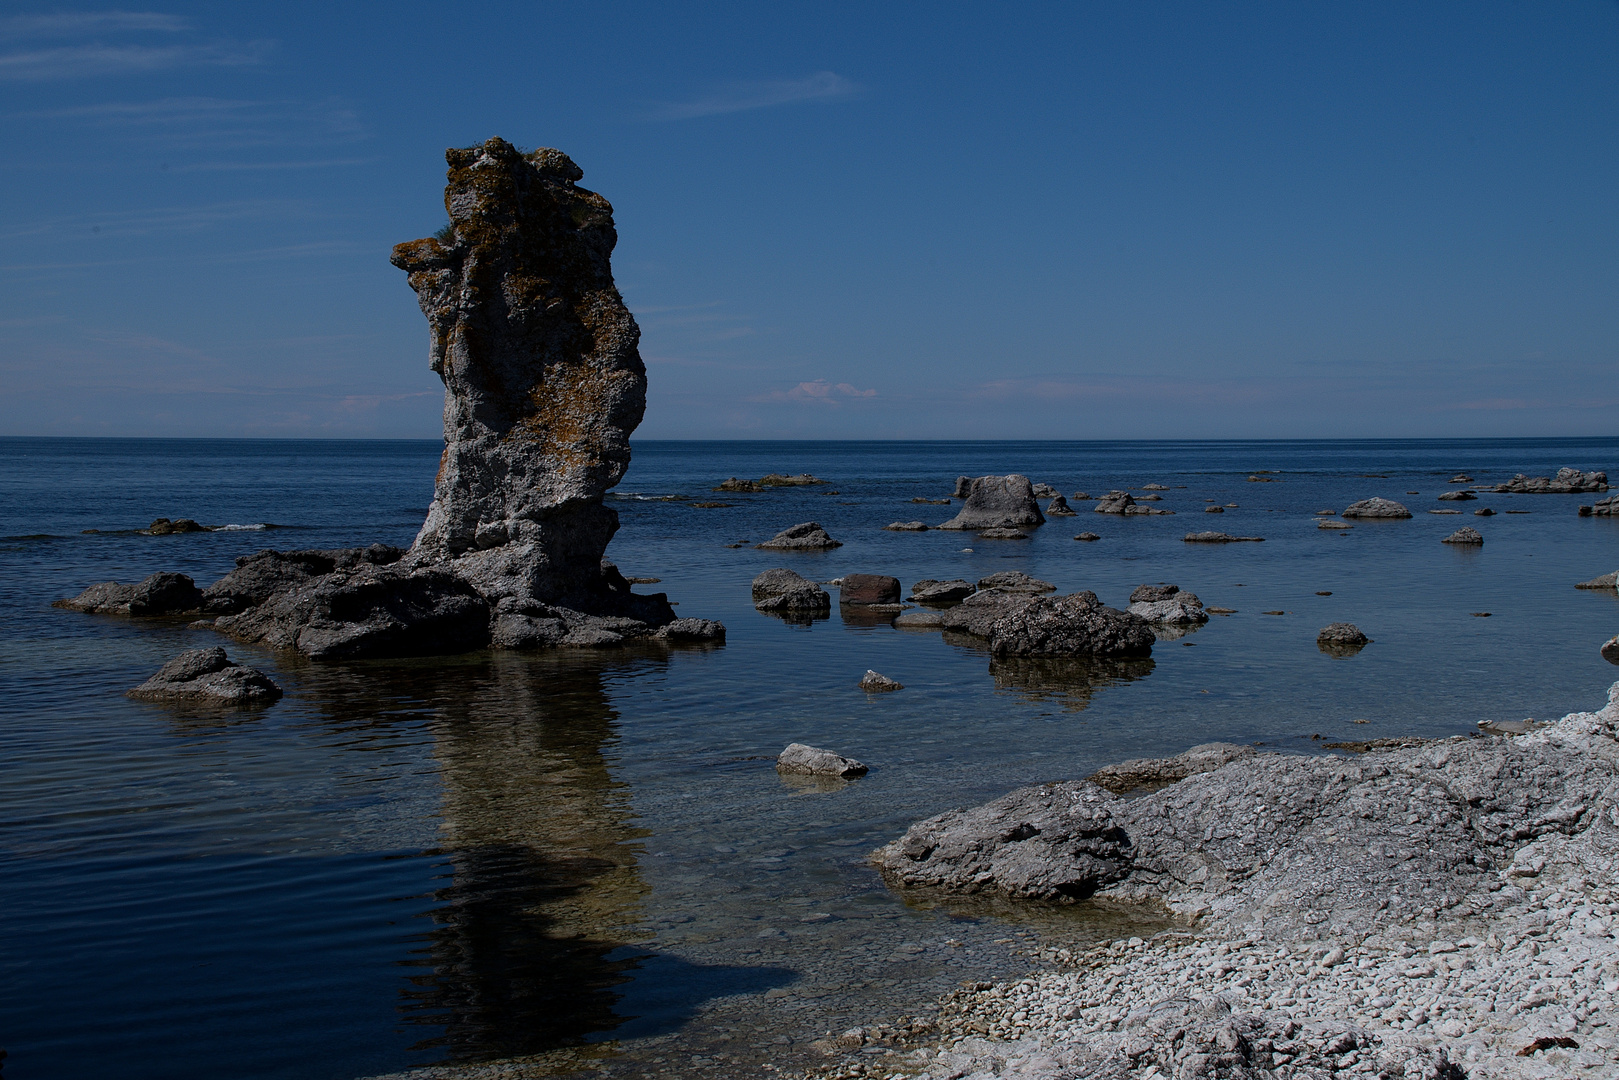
0;40;267;80
19;96;362;146
0;11;190;40
166;158;369;172
648;71;857;121
754;379;878;405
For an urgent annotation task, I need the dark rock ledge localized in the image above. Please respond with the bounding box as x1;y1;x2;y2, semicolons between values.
56;139;722;659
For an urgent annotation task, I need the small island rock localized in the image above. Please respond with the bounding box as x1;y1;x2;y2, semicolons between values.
1442;526;1484;545
1044;495;1076;516
1183;531;1264;543
128;647;282;705
776;742;867;778
938;475;1044;531
1342;497;1413;518
757;522;841;550
858;670;903;692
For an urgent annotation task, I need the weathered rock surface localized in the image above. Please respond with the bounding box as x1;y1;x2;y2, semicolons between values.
1126;584;1207;625
1492;467;1608;493
142;517;207;535
1475;506;1495;516
1094;491;1172;516
201;545;404;614
939;589;1035;637
871;781;1133;901
882;520;928;531
1449;473;1473;482
1203;504;1224;513
1074;531;1100;541
1045;496;1076;516
1576;570;1619;590
1342;497;1413;518
1604;636;1619;665
1182;531;1264;543
938;475;1044;530
1088;742;1258;794
54;572;203;616
977;571;1055;594
1436;490;1477;501
1581;494;1619;517
751;567;831;614
1441;526;1484;545
839;574;901;606
756;521;841;550
66;140;715;658
1032;483;1062;498
858;670;903;692
908;579;975;604
776;742;867;778
1317;622;1371;656
128;647;282;705
984;593;1157;658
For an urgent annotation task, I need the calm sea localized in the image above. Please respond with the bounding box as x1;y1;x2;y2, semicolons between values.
2;437;1616;1079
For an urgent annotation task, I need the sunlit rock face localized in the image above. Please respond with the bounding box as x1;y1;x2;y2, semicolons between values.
391;137;646;604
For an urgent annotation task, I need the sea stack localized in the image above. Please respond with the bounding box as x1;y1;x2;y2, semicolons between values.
63;139;719;659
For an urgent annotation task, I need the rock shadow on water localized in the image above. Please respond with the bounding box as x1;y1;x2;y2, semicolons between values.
776;772;854;796
987;654;1156;713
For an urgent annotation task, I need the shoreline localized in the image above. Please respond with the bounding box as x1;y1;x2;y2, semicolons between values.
800;681;1619;1080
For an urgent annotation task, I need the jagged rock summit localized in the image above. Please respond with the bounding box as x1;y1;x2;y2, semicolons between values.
59;139;720;659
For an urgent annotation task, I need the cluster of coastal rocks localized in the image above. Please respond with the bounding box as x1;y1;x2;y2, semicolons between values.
56;139;721;662
818;681;1619;1080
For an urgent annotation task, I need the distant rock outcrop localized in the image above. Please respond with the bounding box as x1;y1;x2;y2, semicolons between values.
58;139;720;658
1094;490;1172;516
1342;497;1413;518
1492;468;1607;494
938;475;1044;530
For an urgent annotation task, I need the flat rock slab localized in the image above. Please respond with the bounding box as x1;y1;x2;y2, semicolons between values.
1436;490;1477;501
776;742;867;778
1087;742;1257;794
1342;497;1413;518
939;475;1044;530
1183;532;1264;543
756;522;841;550
871;780;1132;902
977;571;1055;594
908;578;975;604
128;647;282;705
883;521;928;531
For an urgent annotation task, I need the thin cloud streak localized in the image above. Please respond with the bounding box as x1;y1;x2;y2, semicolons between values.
648;71;857;121
0;41;268;80
0;11;190;40
752;379;878;405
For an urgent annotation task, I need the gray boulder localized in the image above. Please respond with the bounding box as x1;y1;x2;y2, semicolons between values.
938;475;1044;530
652;618;725;643
976;571;1055;594
142;517;207;535
893;610;945;628
1436;490;1477;501
201;545;403;614
1128;583;1207;625
1581;494;1618;517
1031;482;1061;498
757;522;841;550
1317;622;1371;654
1577;571;1619;590
908;579;975;604
1492;467;1608;493
871;781;1132;901
1441;526;1484;545
776;742;867;778
858;669;903;692
985;592;1156;658
939;589;1037;637
54;572;203;616
752;567;831;616
1044;495;1076;516
1073;531;1100;541
1203;504;1224;513
1088;742;1257;794
882;520;928;531
1094;490;1175;516
128;647;282;705
1342;497;1413;518
839;574;901;606
1128;583;1181;602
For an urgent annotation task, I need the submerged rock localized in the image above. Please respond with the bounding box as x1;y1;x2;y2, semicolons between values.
1442;526;1484;545
756;521;841;550
1342;497;1413;518
871;781;1132;901
1492;467;1608;493
938;475;1044;531
858;669;903;692
128;647;282;705
54;572;203;616
776;742;867;778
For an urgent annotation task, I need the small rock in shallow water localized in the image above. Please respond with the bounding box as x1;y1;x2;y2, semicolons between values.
977;527;1029;539
1475;507;1495;516
1441;526;1484;545
858;670;903;692
1317;622;1370;654
1343;497;1413;518
54;571;203;616
1575;570;1618;590
1073;532;1100;541
757;522;841;550
883;520;928;531
839;574;901;606
128;647;282;705
776;743;867;778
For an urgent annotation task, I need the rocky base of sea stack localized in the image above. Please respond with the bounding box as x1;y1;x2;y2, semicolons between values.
818;682;1619;1080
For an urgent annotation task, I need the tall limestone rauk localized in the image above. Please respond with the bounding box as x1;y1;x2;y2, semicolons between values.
56;139;723;659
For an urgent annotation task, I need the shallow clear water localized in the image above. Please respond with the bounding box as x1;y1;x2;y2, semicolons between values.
2;437;1616;1079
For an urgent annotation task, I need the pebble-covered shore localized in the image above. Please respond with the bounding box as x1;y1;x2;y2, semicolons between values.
803;685;1619;1080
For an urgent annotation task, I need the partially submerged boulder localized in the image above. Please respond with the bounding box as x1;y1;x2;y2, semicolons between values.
871;781;1132;902
839;574;901;606
1441;526;1484;545
757;522;841;550
1317;622;1371;656
776;743;867;778
1576;570;1619;590
201;545;403;614
751;568;830;615
858;670;903;692
882;520;928;531
54;572;203;616
908;579;975;604
983;593;1156;658
128;647;282;705
1126;584;1208;625
1094;491;1173;516
938;475;1044;531
1436;490;1477;502
142;517;207;535
1604;637;1619;665
1044;495;1076;516
1183;531;1264;543
1492;468;1608;493
1342;497;1413;518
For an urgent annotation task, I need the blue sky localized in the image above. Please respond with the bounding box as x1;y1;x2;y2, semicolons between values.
2;2;1616;439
